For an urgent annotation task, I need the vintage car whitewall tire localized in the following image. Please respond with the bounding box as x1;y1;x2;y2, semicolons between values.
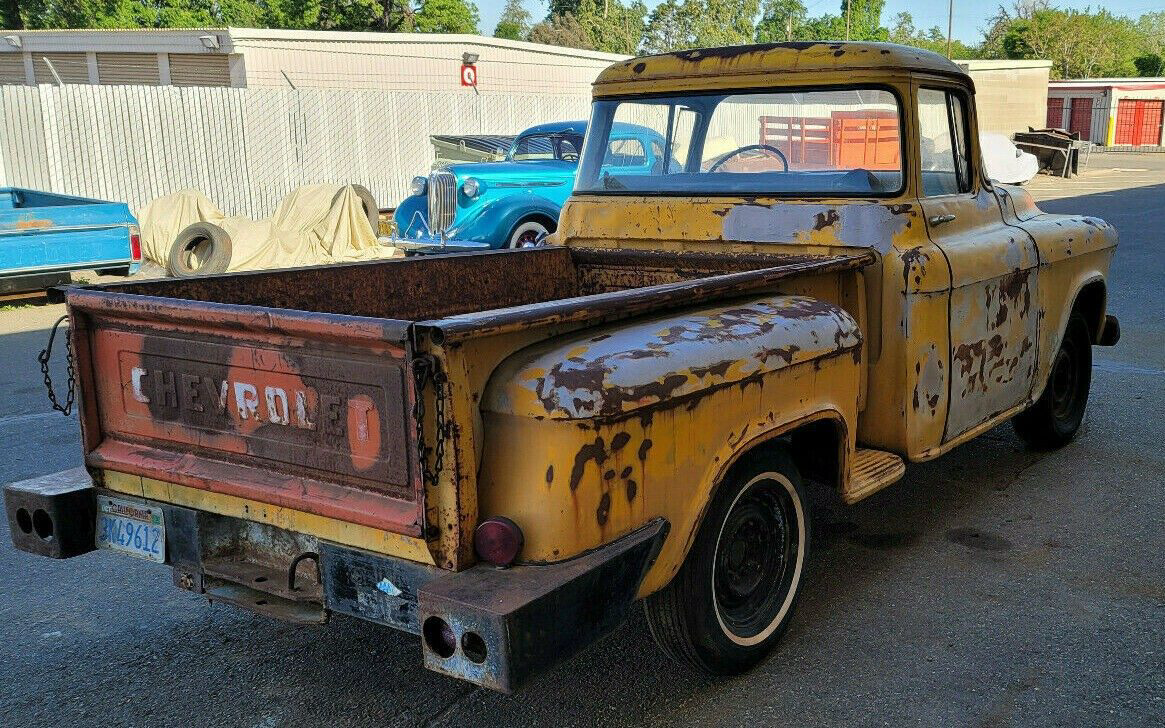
644;447;809;674
507;220;550;248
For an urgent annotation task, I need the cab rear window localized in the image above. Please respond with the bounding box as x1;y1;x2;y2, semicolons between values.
576;88;903;196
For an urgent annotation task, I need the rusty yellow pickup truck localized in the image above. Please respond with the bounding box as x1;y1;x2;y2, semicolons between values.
6;43;1119;692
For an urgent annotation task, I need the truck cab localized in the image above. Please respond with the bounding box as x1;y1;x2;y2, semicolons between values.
7;42;1117;693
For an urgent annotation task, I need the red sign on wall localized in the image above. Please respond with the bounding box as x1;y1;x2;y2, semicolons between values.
460;64;477;87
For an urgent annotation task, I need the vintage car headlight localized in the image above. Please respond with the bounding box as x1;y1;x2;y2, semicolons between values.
462;177;481;197
409;176;427;196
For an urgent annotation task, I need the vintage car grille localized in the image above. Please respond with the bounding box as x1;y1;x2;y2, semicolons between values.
427;171;456;234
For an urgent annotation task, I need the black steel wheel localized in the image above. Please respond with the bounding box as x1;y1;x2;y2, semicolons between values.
1013;314;1092;449
644;446;808;675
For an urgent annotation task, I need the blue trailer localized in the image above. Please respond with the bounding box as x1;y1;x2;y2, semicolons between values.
1;187;141;295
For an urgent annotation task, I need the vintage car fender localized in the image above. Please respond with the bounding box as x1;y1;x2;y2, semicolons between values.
475;294;863;596
394;193;562;248
393;194;428;237
443;194;562;247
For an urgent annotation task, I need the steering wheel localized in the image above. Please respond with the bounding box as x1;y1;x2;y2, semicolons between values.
708;144;789;173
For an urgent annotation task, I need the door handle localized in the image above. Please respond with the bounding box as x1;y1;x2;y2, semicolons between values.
928;213;956;226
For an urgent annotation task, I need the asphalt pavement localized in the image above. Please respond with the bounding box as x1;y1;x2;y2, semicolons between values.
1;154;1162;726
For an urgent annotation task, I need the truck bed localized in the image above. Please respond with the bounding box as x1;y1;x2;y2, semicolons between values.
61;246;872;543
71;245;871;333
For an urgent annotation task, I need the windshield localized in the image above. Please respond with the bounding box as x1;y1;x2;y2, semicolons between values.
576;88;903;196
508;133;584;162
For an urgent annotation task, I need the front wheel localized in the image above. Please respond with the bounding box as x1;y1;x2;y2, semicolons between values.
506;220;550;249
644;447;809;675
1013;314;1092;449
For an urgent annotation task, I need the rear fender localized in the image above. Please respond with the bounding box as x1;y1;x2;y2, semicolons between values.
477;294;863;596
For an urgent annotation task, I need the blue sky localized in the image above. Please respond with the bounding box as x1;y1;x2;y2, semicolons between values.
476;0;1161;46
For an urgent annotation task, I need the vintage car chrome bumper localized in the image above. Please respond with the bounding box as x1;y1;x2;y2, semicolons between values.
383;237;492;255
4;469;668;693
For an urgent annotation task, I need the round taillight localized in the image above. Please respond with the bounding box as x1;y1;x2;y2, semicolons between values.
474;516;524;567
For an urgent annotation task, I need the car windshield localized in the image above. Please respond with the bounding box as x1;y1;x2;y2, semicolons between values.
576;88;903;196
509;133;584;162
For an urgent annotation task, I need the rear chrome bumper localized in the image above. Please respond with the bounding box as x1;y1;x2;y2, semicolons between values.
5;469;668;693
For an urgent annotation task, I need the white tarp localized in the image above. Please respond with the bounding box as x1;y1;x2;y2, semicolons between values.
139;184;401;273
981;134;1040;185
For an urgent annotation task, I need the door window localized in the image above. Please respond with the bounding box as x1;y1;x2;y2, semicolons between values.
919;88;972;196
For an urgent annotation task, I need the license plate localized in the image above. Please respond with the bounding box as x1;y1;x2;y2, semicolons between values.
95;497;165;563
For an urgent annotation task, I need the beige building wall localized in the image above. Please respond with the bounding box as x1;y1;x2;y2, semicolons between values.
0;29;627;94
230;30;627;94
958;60;1053;136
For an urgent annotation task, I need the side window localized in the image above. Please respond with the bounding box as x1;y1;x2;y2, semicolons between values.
512;135;556;160
918;88;972;196
604;138;647;168
558;137;581;161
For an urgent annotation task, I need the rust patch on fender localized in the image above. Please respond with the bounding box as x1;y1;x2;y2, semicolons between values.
596;491;611;526
813;209;840;230
570;437;607;491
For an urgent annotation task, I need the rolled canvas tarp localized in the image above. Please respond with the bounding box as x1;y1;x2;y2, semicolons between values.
140;184;401;273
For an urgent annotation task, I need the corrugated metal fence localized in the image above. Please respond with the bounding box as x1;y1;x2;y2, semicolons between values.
0;84;591;217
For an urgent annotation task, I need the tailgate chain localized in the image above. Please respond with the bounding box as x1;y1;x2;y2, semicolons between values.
38;315;76;417
413;355;448;486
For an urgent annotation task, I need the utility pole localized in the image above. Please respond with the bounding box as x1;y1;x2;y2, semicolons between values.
786;13;793;42
845;1;852;41
946;0;954;58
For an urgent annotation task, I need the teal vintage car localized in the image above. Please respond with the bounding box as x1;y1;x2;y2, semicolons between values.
395;120;666;250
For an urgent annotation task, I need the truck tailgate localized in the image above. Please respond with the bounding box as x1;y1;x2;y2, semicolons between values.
66;289;424;537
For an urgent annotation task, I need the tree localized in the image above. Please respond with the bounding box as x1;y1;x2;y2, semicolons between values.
1;0;23;29
1138;11;1165;56
888;10;915;44
414;0;478;32
494;0;530;39
528;12;594;49
999;7;1142;78
1135;54;1164;77
573;0;647;54
886;9;976;57
755;0;807;42
642;0;692;52
686;0;759;47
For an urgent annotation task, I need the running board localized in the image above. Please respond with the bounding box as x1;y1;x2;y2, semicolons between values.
843;448;906;503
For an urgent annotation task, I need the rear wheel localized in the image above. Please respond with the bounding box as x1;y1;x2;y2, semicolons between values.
644;447;809;675
1013;314;1092;449
506;219;551;249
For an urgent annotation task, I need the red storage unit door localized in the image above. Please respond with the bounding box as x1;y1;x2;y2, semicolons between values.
1115;99;1165;146
1046;97;1068;129
1068;98;1093;140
